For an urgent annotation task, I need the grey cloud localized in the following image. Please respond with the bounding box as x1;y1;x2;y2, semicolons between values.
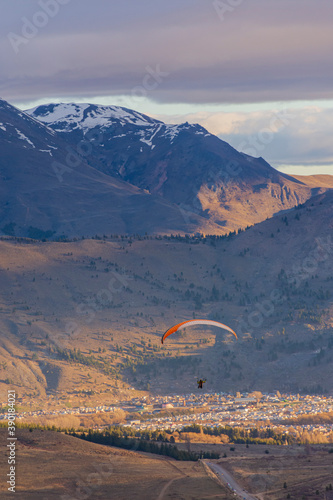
154;106;333;174
221;108;333;171
1;0;333;105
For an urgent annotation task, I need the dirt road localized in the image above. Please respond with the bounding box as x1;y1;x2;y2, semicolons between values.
205;461;258;500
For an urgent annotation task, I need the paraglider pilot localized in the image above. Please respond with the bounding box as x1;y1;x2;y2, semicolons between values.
197;379;206;389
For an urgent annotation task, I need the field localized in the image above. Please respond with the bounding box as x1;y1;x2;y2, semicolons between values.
0;428;233;499
152;440;333;498
218;443;333;499
1;428;333;499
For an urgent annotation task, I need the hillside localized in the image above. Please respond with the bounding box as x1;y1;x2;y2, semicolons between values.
0;428;230;499
0;191;332;406
1;427;332;499
293;174;333;188
27;102;333;234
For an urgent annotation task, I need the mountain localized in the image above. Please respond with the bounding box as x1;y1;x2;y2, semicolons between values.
0;98;222;238
2;97;331;239
27;102;332;233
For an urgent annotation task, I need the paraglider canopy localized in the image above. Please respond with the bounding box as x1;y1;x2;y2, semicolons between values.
161;319;237;344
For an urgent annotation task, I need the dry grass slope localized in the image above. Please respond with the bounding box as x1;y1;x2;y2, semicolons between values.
0;190;332;407
0;428;233;499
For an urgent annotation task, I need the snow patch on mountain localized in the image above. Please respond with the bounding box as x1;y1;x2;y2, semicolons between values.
27;103;161;132
162;124;180;143
139;124;163;148
15;128;35;148
26;102;212;148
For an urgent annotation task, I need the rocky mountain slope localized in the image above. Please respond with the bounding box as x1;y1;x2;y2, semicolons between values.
27;102;332;233
0;99;221;237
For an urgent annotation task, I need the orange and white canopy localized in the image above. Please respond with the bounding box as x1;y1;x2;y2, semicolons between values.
161;319;237;344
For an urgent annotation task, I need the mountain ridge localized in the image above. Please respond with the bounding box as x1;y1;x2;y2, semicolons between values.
1;99;222;238
27;102;333;234
0;97;332;239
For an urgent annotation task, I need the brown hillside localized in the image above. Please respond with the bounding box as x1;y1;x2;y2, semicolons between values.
293;174;333;188
0;191;332;406
0;428;231;499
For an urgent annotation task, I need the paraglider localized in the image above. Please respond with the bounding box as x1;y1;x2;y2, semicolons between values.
161;319;237;344
197;378;206;389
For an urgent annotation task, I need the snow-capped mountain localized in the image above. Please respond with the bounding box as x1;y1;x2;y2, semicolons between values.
27;102;326;233
28;102;161;131
1;98;220;238
27;102;211;149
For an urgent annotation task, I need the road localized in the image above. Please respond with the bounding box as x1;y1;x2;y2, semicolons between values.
156;478;178;500
205;461;258;500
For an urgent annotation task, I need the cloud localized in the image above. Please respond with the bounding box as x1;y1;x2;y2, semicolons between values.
1;0;333;105
1;2;332;176
153;106;333;174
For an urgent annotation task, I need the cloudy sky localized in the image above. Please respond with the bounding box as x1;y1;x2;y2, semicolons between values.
1;0;333;174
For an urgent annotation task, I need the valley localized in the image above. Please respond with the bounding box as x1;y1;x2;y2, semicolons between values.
2;3;333;499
